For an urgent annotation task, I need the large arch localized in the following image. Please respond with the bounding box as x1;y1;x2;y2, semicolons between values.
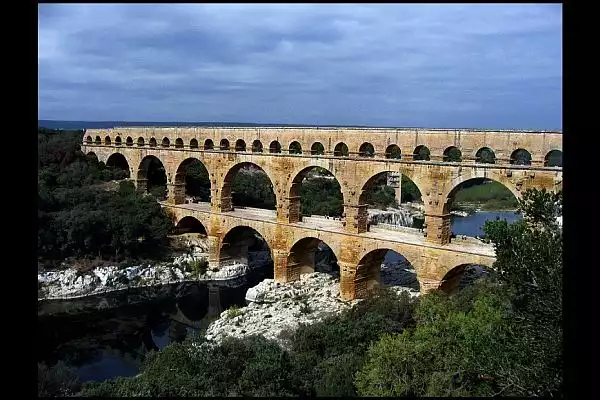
443;146;462;162
359;142;375;158
510;148;532;165
438;263;492;294
173;216;208;235
220;162;277;212
219;225;273;273
252;140;263;153
413;145;430;161
311;142;325;155
475;147;495;164
545;149;562;167
285;237;340;281
385;144;402;159
288;165;344;222
235;139;247;152
137;155;167;198
354;248;418;298
334;142;349;157
173;158;211;205
106;153;131;179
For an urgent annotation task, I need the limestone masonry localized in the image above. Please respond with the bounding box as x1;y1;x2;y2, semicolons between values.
82;126;562;300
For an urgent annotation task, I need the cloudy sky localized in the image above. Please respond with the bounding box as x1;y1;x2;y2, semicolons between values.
38;4;562;130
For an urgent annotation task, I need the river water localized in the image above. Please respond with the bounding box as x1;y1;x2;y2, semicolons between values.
38;210;521;384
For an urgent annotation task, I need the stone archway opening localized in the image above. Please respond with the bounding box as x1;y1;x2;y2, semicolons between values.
359;171;424;232
269;140;282;153
149;137;158;147
475;147;496;164
222;162;276;212
288;166;343;223
355;249;419;299
413;145;430;161
510;148;532;165
443;177;521;239
86;136;93;144
174;158;211;205
106;153;131;180
94;136;101;145
311;142;325;155
289;141;302;154
86;152;99;165
287;238;339;281
545;149;562;167
220;139;230;151
219;226;273;279
173;216;208;235
443;146;462;162
235;139;246;152
439;263;492;294
138;155;167;200
190;138;199;149
126;137;134;146
334;142;349;157
137;137;145;146
175;138;184;149
252;140;263;153
204;139;214;150
115;136;122;146
104;136;112;145
385;144;402;159
359;142;375;157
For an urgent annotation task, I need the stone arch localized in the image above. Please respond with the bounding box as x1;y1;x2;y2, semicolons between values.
106;153;131;178
114;136;122;146
173;216;208;235
438;263;492;294
220;138;230;151
354;248;418;298
311;142;325;155
86;151;98;163
385;144;402;159
220;162;277;212
510;148;532;165
173;157;211;205
190;138;199;149
475;147;495;164
252;140;263;153
219;225;273;270
359;142;375;158
289;141;302;154
413;145;430;161
286;237;340;281
137;155;167;197
235;139;247;152
94;136;101;145
149;137;158;147
126;136;134;146
86;135;93;144
443;146;462;162
287;165;345;222
545;149;562;167
334;142;349;157
269;140;282;153
175;138;184;149
137;137;145;146
161;137;170;148
104;136;112;145
204;139;214;150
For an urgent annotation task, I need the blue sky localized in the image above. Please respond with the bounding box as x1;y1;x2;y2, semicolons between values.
38;4;562;130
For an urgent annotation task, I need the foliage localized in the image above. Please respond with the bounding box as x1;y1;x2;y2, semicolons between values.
38;361;81;397
355;188;562;397
298;300;312;314
227;305;244;319
300;176;344;217
401;175;422;202
452;180;518;210
231;169;276;209
185;258;208;278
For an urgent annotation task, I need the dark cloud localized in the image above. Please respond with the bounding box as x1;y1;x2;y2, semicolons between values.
38;4;562;129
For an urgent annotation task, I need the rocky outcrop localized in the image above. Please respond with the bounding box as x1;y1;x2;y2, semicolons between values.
368;203;425;227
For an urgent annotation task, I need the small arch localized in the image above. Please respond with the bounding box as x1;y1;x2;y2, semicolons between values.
161;137;170;148
252;140;263;153
106;153;131;179
149;137;157;147
287;238;340;279
334;142;349;157
235;139;247;152
269;140;282;153
175;138;184;149
544;149;562;167
204;139;214;150
137;137;145;146
115;136;122;146
510;148;532;165
190;139;199;149
413;145;430;161
311;142;325;155
443;146;462;162
359;142;375;158
174;216;207;235
289;141;302;154
94;136;101;145
126;136;134;146
475;147;495;164
86;136;93;144
220;139;230;151
385;144;402;159
104;136;112;146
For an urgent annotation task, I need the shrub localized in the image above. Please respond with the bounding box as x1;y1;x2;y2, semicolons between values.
186;258;208;277
38;361;81;397
227;305;243;319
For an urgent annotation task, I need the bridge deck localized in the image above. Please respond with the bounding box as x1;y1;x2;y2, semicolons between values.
164;202;495;258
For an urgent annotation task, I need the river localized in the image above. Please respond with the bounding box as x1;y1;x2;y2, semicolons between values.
38;210;520;384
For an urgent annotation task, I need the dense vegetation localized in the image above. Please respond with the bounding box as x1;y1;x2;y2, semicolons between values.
38;128;173;266
54;188;560;398
452;179;518;211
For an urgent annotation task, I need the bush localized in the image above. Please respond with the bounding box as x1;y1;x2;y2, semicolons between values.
227;305;243;319
185;258;208;277
38;361;81;397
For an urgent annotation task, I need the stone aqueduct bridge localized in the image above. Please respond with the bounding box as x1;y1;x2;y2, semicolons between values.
82;126;562;300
